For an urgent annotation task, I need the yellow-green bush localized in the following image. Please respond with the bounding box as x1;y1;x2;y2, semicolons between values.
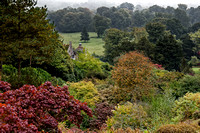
153;69;184;90
173;92;200;122
68;81;99;107
156;123;198;133
107;102;147;130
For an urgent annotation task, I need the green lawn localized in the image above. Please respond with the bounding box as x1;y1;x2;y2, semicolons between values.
59;32;105;56
192;67;200;74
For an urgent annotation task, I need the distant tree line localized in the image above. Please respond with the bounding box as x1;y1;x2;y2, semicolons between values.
48;3;200;36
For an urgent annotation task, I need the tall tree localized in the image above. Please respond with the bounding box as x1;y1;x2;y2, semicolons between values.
80;27;90;42
118;2;134;11
112;51;154;101
145;22;166;43
103;28;135;64
174;8;190;28
180;34;196;61
0;0;61;75
189;29;200;59
154;32;183;70
94;15;111;37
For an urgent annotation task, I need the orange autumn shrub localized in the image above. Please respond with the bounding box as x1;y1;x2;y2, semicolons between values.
112;51;155;100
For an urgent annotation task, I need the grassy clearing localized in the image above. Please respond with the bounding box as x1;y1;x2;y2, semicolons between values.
192;67;200;74
59;32;105;56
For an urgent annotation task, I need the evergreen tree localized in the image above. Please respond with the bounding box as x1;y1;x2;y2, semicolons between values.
94;15;111;37
154;32;183;71
145;22;166;43
0;0;61;76
80;27;90;42
180;34;196;61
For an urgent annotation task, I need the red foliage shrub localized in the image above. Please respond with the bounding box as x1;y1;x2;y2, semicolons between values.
0;81;11;92
0;81;92;132
90;102;114;129
154;64;164;69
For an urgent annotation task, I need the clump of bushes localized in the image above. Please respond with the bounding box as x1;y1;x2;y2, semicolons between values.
68;81;100;107
100;127;146;133
2;65;65;89
107;102;147;130
0;81;92;132
73;52;111;80
0;81;11;92
174;75;200;97
173;92;200;122
156;123;198;133
90;102;114;130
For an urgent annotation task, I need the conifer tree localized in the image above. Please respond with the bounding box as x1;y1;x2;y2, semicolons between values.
80;27;90;42
0;0;61;76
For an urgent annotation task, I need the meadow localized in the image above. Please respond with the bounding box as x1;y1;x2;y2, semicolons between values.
59;32;105;55
192;67;200;74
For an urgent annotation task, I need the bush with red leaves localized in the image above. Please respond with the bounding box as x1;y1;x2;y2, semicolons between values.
0;81;11;92
0;81;92;132
89;102;113;130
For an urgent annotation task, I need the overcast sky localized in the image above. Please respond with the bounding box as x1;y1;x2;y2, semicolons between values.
37;0;200;10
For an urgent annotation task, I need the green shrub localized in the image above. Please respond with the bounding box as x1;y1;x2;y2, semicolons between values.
173;92;200;122
2;65;17;75
68;81;99;107
153;69;184;92
50;77;66;86
106;102;147;130
73;52;110;80
2;65;65;88
174;75;200;97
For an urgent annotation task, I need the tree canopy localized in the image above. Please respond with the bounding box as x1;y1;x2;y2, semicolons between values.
0;0;61;75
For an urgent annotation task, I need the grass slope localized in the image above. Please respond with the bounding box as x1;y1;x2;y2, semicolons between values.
192;67;200;74
59;32;104;56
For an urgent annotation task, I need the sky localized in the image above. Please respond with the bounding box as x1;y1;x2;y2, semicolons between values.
37;0;200;10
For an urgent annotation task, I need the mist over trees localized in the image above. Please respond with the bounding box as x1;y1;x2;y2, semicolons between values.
48;3;200;34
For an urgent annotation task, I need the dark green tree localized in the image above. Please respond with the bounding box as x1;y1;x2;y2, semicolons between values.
189;22;200;32
48;7;93;33
103;28;135;64
178;4;188;11
188;6;200;24
135;36;155;58
165;18;186;39
174;8;190;28
145;22;166;43
118;2;134;11
180;34;196;61
154;32;183;71
94;15;111;37
97;6;110;16
80;27;90;42
132;10;147;27
149;5;166;13
0;0;61;75
151;18;186;39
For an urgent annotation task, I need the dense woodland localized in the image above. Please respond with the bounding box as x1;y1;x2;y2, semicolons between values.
0;0;200;132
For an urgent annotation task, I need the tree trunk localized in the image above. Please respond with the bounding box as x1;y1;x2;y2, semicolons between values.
18;59;21;77
30;55;32;67
0;61;2;81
